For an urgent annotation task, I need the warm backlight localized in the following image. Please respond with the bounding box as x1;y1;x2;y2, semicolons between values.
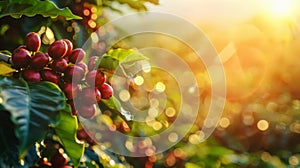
270;0;293;18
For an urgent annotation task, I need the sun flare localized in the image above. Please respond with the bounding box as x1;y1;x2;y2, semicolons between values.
270;0;293;18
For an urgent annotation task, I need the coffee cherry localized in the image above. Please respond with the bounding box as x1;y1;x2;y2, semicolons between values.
30;52;49;69
77;104;96;119
76;129;87;141
22;69;41;82
64;65;85;83
85;70;106;87
63;39;73;57
62;82;80;100
69;48;85;64
12;48;31;69
77;62;88;74
25;32;41;52
87;56;98;71
42;69;60;84
48;40;68;59
15;45;27;51
50;152;68;168
98;83;113;99
119;121;130;133
86;133;97;146
80;87;101;105
50;58;68;73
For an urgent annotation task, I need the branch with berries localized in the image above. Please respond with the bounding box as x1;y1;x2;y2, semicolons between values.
0;32;113;119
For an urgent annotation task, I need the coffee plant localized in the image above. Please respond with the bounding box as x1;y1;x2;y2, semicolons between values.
1;1;300;168
0;0;156;168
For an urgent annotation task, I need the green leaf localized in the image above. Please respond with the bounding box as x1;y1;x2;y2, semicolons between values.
0;76;65;158
100;96;121;112
0;0;81;20
0;50;11;56
98;48;149;77
99;96;132;122
54;106;84;168
98;56;119;72
0;110;19;167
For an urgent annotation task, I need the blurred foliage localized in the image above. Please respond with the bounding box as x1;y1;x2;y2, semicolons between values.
108;11;300;168
1;0;300;168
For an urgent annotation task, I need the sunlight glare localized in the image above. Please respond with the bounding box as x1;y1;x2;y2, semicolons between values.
270;0;293;18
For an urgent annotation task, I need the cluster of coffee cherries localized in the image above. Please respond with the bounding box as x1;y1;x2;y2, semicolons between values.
11;32;113;119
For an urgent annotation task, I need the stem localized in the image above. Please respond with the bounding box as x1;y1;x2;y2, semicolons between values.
0;53;12;64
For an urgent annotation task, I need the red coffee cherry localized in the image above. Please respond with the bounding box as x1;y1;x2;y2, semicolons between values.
80;87;101;105
76;129;88;141
87;56;98;71
77;104;96;119
85;70;106;87
50;58;68;73
62;82;80;100
15;45;27;51
69;48;85;64
50;152;68;168
42;69;60;84
63;39;73;57
30;52;49;69
77;62;88;74
12;48;31;69
25;32;41;52
98;83;113;99
64;65;85;83
22;69;41;82
119;121;131;133
48;40;68;59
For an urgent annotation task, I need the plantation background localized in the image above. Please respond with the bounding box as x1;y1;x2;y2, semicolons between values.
0;0;300;167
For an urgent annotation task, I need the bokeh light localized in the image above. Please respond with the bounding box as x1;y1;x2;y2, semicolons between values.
134;75;144;86
165;107;176;117
155;82;166;92
257;120;269;131
119;90;130;102
168;133;178;142
219;117;230;128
